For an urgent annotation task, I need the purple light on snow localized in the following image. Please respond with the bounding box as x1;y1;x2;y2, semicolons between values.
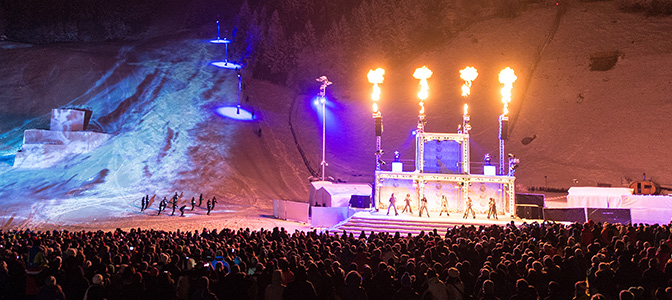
209;39;231;44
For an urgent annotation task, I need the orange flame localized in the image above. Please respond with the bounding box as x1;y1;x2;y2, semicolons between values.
459;66;478;97
498;67;517;115
463;103;469;116
413;66;432;101
367;68;385;102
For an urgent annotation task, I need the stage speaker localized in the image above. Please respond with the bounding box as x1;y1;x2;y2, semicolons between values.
544;208;586;223
516;204;543;219
500;117;508;140
375;116;383;136
515;193;545;207
349;195;371;208
586;208;631;224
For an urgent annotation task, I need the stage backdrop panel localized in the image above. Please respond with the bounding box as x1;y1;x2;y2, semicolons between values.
422;140;461;174
424;180;462;212
468;182;504;213
377;178;417;209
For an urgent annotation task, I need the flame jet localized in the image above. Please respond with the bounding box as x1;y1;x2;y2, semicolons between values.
368;68;385;113
413;66;433;115
459;66;478;97
498;67;517;115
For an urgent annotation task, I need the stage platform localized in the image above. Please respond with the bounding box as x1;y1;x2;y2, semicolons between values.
329;209;542;236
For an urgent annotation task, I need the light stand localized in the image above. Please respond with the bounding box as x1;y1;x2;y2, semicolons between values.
316;76;332;181
413;66;432;172
368;68;385;172
499;114;508;175
498;67;516;175
368;68;385;211
237;69;242;114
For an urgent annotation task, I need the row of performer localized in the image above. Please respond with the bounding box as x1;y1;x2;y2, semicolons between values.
386;193;498;219
139;192;218;216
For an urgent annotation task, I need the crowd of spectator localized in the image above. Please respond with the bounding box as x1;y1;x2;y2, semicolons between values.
1;220;671;300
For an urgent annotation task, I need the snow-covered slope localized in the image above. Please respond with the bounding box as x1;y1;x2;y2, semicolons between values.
0;2;671;230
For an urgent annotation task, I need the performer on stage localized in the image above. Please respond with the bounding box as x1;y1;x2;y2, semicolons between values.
439;195;450;216
402;193;413;214
487;197;498;219
463;197;476;219
387;193;398;216
419;195;430;217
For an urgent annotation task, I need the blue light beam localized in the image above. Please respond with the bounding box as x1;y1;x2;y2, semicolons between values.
215;106;255;121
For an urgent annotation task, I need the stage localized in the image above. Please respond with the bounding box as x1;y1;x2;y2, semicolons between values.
328;209;540;236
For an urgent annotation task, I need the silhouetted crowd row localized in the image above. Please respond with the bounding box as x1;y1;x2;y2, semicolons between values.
1;220;672;300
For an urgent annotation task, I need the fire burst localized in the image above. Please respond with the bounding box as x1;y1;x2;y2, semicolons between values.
459;66;478;97
368;68;385;113
413;66;432;114
498;67;517;115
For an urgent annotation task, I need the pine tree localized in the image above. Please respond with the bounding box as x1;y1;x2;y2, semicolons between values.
233;0;252;60
262;10;287;76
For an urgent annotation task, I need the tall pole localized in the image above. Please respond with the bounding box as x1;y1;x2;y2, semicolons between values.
368;68;385;171
413;66;432;172
499;114;507;175
316;76;332;181
322;98;326;181
498;67;517;175
216;19;220;40
460;66;477;175
237;69;242;114
368;68;385;211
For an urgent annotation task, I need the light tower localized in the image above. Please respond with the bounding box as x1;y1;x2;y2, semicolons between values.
209;20;232;62
498;67;517;175
316;76;333;181
368;68;385;172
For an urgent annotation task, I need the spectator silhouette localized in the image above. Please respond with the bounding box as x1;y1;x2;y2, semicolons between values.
190;276;218;300
265;269;284;300
282;265;316;300
36;276;66;300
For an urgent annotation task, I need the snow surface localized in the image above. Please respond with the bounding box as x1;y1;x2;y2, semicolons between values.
0;2;671;231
